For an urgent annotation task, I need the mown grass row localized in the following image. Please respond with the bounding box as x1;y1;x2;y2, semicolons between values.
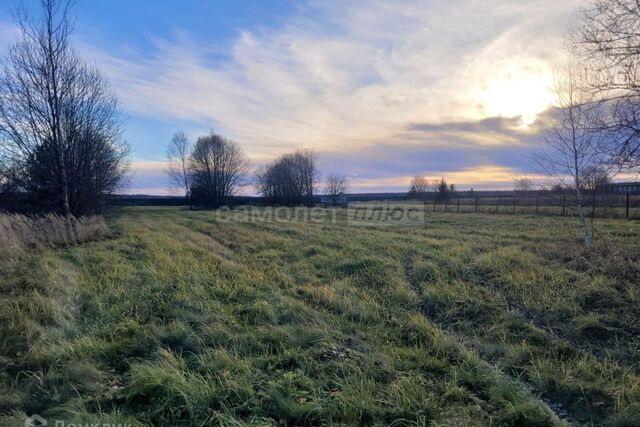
1;206;638;425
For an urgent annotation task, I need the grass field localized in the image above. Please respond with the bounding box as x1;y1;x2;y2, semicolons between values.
1;207;639;426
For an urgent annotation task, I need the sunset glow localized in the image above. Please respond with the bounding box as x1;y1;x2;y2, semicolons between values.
483;73;556;128
0;0;581;193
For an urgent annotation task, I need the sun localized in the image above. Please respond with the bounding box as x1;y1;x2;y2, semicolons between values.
482;73;555;128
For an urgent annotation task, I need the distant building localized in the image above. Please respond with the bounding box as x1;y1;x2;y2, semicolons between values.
607;182;640;194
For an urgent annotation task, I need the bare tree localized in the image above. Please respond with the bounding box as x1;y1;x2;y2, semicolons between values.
537;63;608;246
167;131;192;209
324;173;348;205
582;165;610;193
433;177;455;202
408;175;429;200
579;0;640;170
0;0;128;215
514;178;535;193
257;150;319;206
297;150;319;206
189;133;248;208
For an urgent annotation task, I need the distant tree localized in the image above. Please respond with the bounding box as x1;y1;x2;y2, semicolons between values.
189;133;248;208
514;178;535;193
582;166;611;217
0;0;128;215
537;62;608;246
408;175;429;200
167;131;192;209
324;174;348;205
581;166;610;194
433;177;455;202
257;150;319;206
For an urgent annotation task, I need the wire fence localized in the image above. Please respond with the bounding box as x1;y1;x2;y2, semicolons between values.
349;192;640;220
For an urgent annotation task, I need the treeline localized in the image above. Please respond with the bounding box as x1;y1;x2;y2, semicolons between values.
167;132;347;208
0;0;128;216
407;176;457;202
513;167;612;195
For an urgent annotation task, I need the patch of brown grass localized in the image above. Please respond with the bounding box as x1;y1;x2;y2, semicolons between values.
0;213;110;252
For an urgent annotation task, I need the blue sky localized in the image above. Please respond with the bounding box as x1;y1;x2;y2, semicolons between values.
0;0;582;194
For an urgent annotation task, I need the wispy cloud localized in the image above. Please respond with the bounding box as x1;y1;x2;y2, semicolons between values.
0;22;18;56
88;1;579;154
1;0;582;192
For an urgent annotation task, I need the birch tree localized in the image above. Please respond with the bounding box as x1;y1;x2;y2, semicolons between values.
538;64;608;246
167;131;192;209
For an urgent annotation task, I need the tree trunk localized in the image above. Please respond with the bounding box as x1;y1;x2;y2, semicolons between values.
60;162;71;216
575;179;592;247
46;0;70;216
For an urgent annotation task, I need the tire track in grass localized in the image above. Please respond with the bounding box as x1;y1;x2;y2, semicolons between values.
472;262;640;373
402;258;577;426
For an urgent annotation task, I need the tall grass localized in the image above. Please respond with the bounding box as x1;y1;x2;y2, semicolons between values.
0;213;110;252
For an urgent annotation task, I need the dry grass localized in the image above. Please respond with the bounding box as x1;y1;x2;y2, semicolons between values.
0;213;110;252
1;207;639;425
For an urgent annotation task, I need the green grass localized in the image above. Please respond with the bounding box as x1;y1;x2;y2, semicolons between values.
1;206;639;426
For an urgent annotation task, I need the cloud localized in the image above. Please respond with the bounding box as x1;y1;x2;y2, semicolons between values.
348;166;547;192
126;160;541;195
81;0;580;158
0;22;18;56
0;0;583;192
405;116;544;148
126;160;170;195
128;121;546;195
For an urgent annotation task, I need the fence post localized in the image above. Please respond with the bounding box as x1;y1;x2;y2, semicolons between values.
535;193;539;215
513;197;516;214
627;190;630;219
445;200;448;212
457;196;460;213
433;197;437;212
475;197;479;213
562;195;566;217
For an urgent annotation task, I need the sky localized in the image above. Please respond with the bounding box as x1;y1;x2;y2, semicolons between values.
0;0;584;194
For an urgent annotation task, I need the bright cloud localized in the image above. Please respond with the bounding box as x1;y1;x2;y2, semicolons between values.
129;160;547;196
350;166;547;191
88;1;580;151
1;0;584;193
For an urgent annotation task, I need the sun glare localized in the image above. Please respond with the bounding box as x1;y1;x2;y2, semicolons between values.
482;74;555;128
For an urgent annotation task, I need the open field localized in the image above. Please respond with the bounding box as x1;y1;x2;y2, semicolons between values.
1;207;639;426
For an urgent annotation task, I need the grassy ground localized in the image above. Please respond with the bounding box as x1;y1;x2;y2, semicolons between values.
1;206;639;426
